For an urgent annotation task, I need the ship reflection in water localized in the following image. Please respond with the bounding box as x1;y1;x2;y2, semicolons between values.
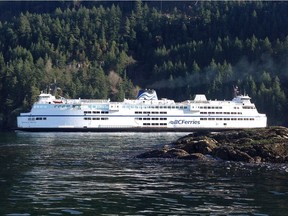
0;132;287;215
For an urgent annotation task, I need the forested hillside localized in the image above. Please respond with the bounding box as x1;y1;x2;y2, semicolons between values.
0;1;287;129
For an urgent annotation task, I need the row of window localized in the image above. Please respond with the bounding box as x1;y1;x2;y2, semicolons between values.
143;123;167;126
88;105;109;109
135;118;167;121
34;105;49;109
45;103;254;111
27;117;255;123
51;105;110;110
200;112;243;115
198;106;251;110
84;111;109;114
123;105;188;109
84;117;109;120
28;117;111;121
28;117;47;121
243;106;255;109
48;104;253;112
135;111;167;114
199;106;223;109
53;105;80;109
200;117;255;121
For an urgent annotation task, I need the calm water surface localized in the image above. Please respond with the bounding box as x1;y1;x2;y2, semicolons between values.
0;132;288;215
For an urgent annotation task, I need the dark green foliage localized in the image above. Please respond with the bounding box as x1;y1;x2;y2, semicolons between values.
0;1;288;129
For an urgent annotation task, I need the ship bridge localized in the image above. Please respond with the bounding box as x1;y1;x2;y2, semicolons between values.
232;95;252;104
37;93;56;104
193;94;208;102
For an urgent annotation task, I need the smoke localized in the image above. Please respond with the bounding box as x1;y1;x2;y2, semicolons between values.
147;54;288;90
147;70;203;89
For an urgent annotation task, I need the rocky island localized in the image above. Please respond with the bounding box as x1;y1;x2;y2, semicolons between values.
137;127;288;163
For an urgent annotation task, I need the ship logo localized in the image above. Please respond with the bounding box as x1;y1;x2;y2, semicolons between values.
137;89;158;100
169;120;200;125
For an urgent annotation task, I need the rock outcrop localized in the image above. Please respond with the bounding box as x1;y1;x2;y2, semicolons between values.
136;126;288;163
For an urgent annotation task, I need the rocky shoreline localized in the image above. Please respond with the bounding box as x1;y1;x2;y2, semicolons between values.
137;127;288;163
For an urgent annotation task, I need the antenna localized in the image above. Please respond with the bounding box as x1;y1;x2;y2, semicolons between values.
49;79;58;96
233;85;239;97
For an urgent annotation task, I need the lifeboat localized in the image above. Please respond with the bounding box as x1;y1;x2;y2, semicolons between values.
53;100;63;104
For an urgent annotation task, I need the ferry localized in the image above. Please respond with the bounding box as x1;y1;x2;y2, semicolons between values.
16;88;267;132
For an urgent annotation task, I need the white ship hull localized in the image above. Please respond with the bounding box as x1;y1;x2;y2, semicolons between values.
17;90;267;132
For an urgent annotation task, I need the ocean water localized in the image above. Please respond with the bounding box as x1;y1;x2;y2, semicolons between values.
0;131;288;215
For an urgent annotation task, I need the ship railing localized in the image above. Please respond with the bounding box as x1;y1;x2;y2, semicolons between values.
190;101;210;103
65;99;109;104
65;99;81;104
81;99;110;103
125;98;175;104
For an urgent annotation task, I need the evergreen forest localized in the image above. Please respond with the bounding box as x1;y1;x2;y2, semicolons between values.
0;1;288;129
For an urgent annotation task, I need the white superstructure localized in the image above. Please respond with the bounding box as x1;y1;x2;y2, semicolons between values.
17;89;267;132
